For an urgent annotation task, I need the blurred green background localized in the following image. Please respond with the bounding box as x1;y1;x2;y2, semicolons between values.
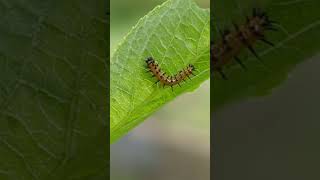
110;0;210;180
213;54;320;180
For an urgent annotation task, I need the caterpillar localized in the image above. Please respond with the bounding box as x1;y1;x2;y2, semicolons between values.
212;8;277;79
145;57;195;91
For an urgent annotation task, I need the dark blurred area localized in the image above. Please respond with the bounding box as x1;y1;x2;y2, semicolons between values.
213;54;320;180
0;0;109;179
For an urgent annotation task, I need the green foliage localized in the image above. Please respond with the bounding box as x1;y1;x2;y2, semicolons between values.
111;0;210;143
0;0;108;179
212;0;320;111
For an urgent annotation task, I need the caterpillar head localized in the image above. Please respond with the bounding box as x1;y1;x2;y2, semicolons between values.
187;64;195;73
188;64;195;70
145;57;155;64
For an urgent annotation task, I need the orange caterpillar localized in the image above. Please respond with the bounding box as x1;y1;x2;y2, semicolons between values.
212;8;277;79
146;57;195;91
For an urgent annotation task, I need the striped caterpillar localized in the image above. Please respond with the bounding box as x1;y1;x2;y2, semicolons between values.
212;8;277;79
145;57;195;91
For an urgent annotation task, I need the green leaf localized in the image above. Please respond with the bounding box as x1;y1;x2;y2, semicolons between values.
0;1;108;179
212;0;320;111
111;0;210;143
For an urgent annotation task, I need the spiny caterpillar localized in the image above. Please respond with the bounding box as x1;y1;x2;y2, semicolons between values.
212;8;277;79
145;57;195;91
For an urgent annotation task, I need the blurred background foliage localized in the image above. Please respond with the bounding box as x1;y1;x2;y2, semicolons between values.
110;0;209;180
212;0;320;179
